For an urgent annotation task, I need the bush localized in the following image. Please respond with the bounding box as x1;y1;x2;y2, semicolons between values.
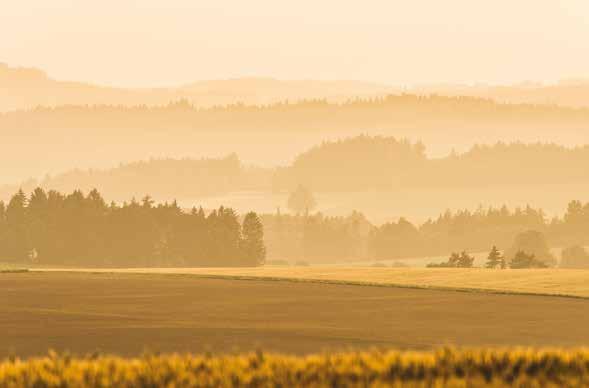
427;251;474;268
510;250;548;269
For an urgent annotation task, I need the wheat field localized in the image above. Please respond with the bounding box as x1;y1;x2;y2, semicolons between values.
1;348;589;387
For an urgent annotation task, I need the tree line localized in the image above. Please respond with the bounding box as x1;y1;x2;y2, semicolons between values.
0;188;265;267
4;94;588;133
262;201;589;268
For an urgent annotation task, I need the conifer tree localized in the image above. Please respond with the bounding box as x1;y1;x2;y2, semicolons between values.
485;246;503;268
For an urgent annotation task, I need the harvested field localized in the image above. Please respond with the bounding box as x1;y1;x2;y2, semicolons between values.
2;271;589;358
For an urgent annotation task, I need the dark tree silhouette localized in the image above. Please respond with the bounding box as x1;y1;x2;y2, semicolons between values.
427;251;474;268
485;246;504;269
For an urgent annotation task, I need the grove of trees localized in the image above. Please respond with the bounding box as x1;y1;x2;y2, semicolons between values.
0;188;265;267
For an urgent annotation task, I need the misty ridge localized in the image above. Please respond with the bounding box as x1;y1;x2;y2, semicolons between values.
4;66;589;183
4;136;589;201
0;63;395;112
4;94;589;135
3;63;589;111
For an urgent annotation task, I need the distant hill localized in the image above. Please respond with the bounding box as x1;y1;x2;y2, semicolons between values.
4;63;589;112
412;80;589;108
273;136;589;191
0;63;396;112
0;154;272;202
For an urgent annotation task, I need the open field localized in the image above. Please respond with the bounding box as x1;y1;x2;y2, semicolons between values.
2;271;589;358
2;349;589;387
37;267;589;298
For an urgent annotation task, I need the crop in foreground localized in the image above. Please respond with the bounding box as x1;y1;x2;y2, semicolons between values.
1;348;589;387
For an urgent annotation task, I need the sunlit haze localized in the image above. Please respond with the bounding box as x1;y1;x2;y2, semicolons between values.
3;0;589;87
3;2;589;381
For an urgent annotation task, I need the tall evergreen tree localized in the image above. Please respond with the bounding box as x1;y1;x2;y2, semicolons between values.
5;189;29;260
485;246;503;268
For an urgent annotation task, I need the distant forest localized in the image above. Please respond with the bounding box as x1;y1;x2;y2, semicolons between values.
5;136;589;200
273;136;589;191
0;189;265;267
262;200;589;265
2;95;588;134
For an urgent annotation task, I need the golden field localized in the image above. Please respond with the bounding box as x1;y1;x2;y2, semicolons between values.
37;267;589;298
1;348;589;387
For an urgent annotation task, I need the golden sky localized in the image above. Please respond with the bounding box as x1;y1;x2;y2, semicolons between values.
2;0;589;87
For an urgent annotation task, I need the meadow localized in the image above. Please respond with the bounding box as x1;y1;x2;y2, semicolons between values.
39;267;589;298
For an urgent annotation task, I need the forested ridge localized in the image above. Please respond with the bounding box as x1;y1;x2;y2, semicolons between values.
0;154;270;202
3;94;589;133
273;136;589;191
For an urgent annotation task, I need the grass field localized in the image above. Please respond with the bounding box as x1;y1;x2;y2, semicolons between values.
2;271;589;359
2;348;589;387
37;267;589;298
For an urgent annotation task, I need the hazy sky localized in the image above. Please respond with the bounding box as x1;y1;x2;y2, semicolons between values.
2;0;589;87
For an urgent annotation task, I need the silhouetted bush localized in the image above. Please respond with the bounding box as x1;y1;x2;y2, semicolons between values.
509;250;548;269
427;251;474;268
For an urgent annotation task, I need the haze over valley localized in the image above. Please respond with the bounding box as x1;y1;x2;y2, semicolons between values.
3;2;589;385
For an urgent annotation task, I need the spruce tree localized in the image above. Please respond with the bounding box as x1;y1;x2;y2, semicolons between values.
485;246;503;269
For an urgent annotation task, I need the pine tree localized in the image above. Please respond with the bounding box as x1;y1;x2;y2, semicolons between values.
485;246;503;269
5;189;29;260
